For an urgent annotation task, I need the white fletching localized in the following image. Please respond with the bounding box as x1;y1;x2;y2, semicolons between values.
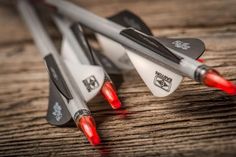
61;39;105;102
96;34;134;71
126;50;183;97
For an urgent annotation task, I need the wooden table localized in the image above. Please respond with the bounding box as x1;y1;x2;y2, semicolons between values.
0;0;236;156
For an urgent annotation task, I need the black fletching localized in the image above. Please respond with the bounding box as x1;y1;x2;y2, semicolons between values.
109;10;152;35
46;80;72;126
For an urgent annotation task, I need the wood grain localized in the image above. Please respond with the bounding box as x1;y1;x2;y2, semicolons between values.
0;0;236;156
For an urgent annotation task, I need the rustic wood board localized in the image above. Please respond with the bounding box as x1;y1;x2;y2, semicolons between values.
0;0;236;156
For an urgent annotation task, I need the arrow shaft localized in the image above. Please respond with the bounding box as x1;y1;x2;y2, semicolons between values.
17;0;90;120
45;0;206;81
52;15;91;65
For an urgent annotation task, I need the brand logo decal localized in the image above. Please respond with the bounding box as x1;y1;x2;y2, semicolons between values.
83;75;99;92
172;40;190;50
153;71;172;92
52;102;63;122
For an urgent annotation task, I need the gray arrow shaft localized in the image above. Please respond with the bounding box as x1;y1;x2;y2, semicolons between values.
17;0;90;120
46;0;205;80
52;15;112;80
52;15;91;65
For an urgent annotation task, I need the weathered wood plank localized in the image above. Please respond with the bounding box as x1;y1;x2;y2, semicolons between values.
0;0;236;157
0;0;236;44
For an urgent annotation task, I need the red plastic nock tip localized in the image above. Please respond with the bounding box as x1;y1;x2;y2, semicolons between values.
77;116;101;146
101;81;121;109
197;58;204;63
203;70;236;95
